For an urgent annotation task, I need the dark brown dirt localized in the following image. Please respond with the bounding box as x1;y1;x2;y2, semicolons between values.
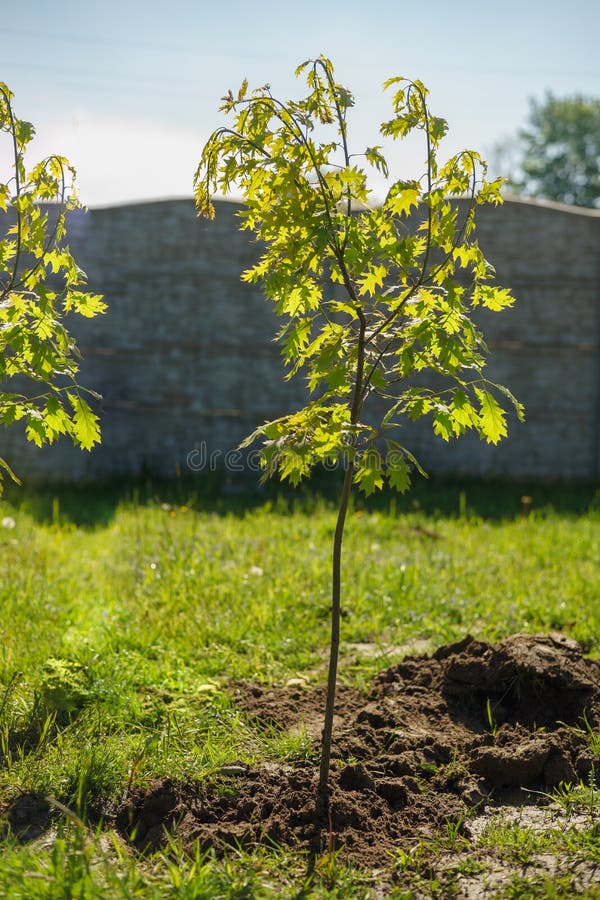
1;793;53;842
115;633;600;869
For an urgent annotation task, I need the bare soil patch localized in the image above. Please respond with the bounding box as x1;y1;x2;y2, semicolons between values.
116;632;600;873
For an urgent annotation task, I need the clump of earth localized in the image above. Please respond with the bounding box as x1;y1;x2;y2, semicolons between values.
117;634;600;867
114;632;599;870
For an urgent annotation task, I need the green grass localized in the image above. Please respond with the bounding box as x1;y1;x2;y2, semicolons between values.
1;475;599;897
0;825;382;899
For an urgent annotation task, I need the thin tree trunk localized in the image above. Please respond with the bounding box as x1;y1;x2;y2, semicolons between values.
317;250;365;808
318;459;354;801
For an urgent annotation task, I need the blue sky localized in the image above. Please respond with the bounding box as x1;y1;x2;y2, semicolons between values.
2;0;599;207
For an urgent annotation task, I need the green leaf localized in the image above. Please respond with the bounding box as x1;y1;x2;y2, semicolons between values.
26;416;46;447
64;291;107;318
365;146;389;177
43;396;70;438
432;406;454;442
472;284;515;311
0;455;21;485
14;118;35;148
387;454;411;493
475;388;507;444
491;382;526;422
430;116;448;143
451;390;480;434
0;182;10;211
387;183;420;217
280;317;312;364
68;394;101;451
382;76;405;92
452;244;481;269
357;264;386;297
354;451;384;496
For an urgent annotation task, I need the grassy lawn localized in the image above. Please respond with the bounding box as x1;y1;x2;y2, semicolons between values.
0;475;599;897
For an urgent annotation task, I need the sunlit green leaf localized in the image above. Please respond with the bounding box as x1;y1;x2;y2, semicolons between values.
387;183;420;217
357;264;387;297
354;450;385;496
387;454;411;493
475;387;507;444
472;284;515;311
68;394;101;451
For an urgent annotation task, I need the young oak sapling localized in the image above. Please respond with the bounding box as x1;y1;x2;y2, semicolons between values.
195;56;522;802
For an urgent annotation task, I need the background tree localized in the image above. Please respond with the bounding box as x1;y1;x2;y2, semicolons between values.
498;93;600;208
0;83;104;491
195;56;522;804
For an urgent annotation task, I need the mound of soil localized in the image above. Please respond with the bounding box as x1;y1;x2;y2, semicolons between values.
116;633;599;868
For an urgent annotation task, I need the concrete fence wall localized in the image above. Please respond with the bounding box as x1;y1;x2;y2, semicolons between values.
2;196;600;482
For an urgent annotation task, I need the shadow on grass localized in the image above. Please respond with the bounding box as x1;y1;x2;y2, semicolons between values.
0;792;53;844
2;469;599;528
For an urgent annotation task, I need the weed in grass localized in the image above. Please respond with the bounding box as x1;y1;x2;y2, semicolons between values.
0;671;22;724
486;696;499;738
530;776;600;820
560;822;600;864
260;724;315;765
37;658;93;718
574;710;600;757
454;856;484;877
498;872;600;899
390;820;469;878
478;820;553;864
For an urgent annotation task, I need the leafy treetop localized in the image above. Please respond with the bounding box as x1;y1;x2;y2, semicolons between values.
0;82;104;490
195;56;523;495
502;93;600;208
